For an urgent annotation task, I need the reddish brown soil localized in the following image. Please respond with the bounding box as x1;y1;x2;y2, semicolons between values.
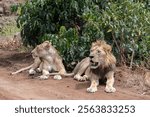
0;49;150;100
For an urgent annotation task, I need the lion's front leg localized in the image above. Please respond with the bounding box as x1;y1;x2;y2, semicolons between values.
38;60;51;80
105;71;116;93
87;79;99;93
36;61;43;73
29;57;41;75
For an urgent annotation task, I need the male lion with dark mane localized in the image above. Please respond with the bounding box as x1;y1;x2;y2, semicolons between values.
74;40;116;93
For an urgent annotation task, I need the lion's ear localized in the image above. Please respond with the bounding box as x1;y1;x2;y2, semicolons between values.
49;41;52;45
36;45;41;51
43;40;50;43
105;44;112;52
44;43;51;50
43;40;51;45
92;42;96;47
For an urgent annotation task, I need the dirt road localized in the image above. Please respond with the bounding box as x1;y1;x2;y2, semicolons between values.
0;49;150;100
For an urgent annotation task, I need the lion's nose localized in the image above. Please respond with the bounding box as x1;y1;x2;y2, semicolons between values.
89;55;94;59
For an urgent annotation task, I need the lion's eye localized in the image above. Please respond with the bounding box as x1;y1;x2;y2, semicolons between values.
97;50;101;54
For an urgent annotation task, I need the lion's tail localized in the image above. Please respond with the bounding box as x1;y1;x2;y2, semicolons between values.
11;64;33;75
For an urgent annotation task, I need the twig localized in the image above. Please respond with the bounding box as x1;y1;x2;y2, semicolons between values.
129;50;134;69
111;32;126;65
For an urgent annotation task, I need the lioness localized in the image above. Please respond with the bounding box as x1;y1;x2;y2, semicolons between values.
12;41;66;80
73;40;116;93
31;41;67;79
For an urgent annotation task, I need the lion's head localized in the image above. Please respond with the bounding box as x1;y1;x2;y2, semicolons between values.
89;40;116;69
31;41;58;58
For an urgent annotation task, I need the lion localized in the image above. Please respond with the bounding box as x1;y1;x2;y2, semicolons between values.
48;40;116;93
73;40;116;93
31;41;67;80
11;41;66;80
143;71;150;88
142;71;150;94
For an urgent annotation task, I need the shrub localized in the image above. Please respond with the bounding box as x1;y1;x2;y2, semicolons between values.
82;0;150;68
41;26;92;70
17;0;150;69
17;0;87;46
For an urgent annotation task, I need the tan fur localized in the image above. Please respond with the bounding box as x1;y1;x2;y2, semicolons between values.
30;41;67;79
11;41;66;80
143;71;150;88
141;71;150;95
74;40;116;93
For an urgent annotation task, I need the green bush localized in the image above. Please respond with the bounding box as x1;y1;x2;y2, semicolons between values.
81;0;150;68
17;0;150;69
41;26;92;70
17;0;87;46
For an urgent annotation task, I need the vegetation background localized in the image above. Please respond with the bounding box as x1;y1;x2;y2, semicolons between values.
12;0;150;70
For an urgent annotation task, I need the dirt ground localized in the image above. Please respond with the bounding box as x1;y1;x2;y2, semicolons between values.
0;48;150;100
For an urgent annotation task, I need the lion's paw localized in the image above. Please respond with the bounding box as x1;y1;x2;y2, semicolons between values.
87;87;97;93
82;75;88;81
29;69;36;75
105;86;116;93
74;74;81;80
38;75;48;80
36;68;42;73
74;74;86;81
53;75;62;80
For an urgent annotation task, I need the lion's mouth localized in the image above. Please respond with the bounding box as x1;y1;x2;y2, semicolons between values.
90;61;100;69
